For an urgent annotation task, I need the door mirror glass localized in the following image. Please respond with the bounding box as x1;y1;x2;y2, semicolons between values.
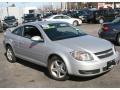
31;36;43;42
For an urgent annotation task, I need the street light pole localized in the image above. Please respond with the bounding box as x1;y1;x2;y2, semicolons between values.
6;2;9;16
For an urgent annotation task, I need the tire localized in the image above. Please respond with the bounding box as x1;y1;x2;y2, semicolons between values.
117;34;120;45
6;46;16;63
99;18;104;24
88;20;93;24
73;21;78;26
48;56;69;81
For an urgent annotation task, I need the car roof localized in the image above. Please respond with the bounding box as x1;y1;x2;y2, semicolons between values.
23;21;68;26
51;14;68;17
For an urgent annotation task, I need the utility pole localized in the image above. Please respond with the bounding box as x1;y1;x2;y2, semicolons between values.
113;2;116;9
6;2;9;16
61;2;62;10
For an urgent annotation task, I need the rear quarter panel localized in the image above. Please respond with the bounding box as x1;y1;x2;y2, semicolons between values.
4;30;16;52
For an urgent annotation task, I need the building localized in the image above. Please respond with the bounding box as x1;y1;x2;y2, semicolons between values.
0;6;38;23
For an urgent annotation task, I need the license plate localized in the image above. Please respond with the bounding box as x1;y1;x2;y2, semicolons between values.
107;60;116;69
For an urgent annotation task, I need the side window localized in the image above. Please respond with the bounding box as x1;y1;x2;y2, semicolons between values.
62;16;70;19
23;25;42;39
12;27;23;36
54;16;62;19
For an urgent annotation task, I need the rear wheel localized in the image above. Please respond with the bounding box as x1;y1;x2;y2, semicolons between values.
48;56;68;81
73;21;78;26
6;46;16;63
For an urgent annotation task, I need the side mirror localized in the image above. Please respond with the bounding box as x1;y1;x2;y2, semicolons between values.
31;36;43;42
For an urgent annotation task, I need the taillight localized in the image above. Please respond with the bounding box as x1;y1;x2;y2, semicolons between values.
101;26;109;31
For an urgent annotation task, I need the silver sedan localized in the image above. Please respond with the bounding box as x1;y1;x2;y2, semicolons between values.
3;21;120;81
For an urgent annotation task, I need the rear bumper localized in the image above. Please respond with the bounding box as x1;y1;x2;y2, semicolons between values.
98;30;116;41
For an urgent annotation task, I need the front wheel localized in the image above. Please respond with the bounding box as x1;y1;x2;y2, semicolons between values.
48;56;68;81
117;34;120;45
99;18;104;24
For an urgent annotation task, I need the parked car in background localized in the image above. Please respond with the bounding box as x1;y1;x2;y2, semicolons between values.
73;10;90;23
43;14;82;26
3;21;119;81
98;17;120;45
2;16;18;30
0;20;3;32
86;8;119;23
62;10;77;18
41;12;53;18
22;13;42;23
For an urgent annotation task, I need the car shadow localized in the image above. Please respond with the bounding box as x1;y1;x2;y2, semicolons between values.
4;52;50;78
4;53;110;81
16;58;51;78
16;58;108;82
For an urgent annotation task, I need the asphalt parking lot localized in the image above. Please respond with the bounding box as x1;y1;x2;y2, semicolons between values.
0;24;120;88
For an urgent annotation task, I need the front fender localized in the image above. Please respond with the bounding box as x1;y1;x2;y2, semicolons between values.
48;51;73;75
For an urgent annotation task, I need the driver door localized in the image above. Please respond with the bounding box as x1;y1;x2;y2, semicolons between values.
18;25;46;64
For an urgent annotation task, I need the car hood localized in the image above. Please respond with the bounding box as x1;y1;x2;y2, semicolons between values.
54;35;113;53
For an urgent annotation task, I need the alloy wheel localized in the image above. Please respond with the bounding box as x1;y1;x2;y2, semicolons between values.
50;60;67;79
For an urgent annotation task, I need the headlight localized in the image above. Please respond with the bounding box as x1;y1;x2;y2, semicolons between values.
70;50;94;61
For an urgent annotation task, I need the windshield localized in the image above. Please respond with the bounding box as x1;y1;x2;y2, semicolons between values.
24;14;35;19
112;17;120;23
4;16;16;21
42;23;86;41
78;11;88;15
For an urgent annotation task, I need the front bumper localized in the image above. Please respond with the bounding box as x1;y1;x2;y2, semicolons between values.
67;51;119;77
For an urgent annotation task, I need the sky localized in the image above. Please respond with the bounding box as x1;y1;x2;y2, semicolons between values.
0;2;61;9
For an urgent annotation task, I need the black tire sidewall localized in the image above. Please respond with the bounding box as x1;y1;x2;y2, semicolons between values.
117;34;120;45
73;21;78;26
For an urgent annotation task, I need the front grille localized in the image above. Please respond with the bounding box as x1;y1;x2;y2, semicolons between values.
95;48;114;59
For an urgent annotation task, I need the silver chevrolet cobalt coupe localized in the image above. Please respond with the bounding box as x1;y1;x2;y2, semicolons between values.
3;21;119;81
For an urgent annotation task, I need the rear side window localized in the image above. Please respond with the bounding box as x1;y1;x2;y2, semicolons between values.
62;16;70;19
23;25;42;39
12;27;23;36
54;16;62;19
